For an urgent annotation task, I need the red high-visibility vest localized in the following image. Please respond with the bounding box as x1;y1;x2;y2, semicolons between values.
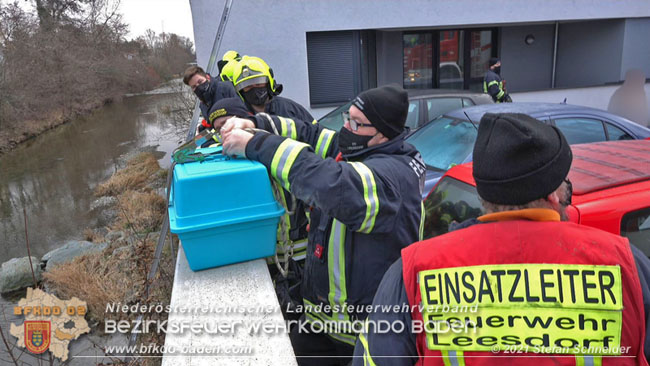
402;213;648;366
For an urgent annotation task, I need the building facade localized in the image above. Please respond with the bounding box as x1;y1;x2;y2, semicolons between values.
189;0;650;119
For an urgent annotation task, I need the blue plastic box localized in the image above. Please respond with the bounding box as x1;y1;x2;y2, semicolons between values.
168;149;284;271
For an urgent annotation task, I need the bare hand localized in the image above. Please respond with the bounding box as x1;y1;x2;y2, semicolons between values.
222;129;254;158
220;117;255;141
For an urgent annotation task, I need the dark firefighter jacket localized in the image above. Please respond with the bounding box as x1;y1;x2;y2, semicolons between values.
263;96;317;125
483;69;507;103
246;114;427;345
198;77;238;120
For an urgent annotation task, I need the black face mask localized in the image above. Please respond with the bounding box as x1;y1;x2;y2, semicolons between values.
493;66;501;75
337;127;375;155
194;80;213;104
242;86;269;106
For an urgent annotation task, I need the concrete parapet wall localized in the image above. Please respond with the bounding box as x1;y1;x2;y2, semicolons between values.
162;245;297;366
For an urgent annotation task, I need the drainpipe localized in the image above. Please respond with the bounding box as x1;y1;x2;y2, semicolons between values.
551;21;559;88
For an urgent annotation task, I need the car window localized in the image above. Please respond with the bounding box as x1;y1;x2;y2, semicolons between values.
319;99;421;131
554;118;606;144
462;98;475;108
425;98;464;121
407;116;477;171
605;123;633;141
318;101;352;131
406;101;419;129
423;177;484;239
621;207;650;257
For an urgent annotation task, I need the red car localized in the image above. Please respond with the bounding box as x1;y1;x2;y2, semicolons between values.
423;140;650;255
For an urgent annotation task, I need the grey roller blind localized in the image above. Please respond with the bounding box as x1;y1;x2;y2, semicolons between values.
306;31;356;106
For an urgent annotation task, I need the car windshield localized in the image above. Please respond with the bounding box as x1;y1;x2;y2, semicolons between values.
423;176;484;239
407;116;478;171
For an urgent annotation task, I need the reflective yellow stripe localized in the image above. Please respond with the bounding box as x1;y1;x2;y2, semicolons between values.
487;80;499;87
327;220;349;323
358;332;378;366
315;128;336;159
442;350;465;366
419;201;425;241
312;118;318;125
270;139;309;190
349;162;379;233
278;116;297;140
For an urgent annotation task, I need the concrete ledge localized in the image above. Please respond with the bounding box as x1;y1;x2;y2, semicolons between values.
162;245;297;366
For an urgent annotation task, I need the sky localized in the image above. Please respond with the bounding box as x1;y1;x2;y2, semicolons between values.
0;0;195;42
120;0;194;41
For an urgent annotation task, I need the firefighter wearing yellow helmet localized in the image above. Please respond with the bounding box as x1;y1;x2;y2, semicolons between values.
232;56;316;124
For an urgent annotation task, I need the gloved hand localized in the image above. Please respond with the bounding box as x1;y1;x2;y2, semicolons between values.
220;116;255;137
222;129;254;158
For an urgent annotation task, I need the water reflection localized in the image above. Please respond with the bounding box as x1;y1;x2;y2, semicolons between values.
0;93;186;264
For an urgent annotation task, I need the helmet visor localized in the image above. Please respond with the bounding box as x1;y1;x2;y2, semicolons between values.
234;75;268;92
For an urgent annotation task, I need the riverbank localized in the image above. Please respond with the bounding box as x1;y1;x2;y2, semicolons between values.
0;98;114;158
1;151;175;365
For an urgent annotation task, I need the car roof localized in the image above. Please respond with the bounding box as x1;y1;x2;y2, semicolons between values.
444;140;650;196
406;88;487;98
569;140;650;195
447;102;621;122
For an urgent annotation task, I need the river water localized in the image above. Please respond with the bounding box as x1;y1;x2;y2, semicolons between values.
0;89;189;361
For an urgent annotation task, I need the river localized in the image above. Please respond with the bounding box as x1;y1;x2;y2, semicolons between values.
0;88;189;363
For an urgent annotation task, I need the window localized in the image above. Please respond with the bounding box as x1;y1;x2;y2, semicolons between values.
405;101;420;129
402;28;496;91
554;118;606;144
462;98;475;108
621;207;650;257
403;33;433;89
606;123;633;141
306;31;356;106
423;177;484;239
425;97;464;122
469;30;494;92
439;30;464;90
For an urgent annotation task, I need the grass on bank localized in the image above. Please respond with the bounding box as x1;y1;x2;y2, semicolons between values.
44;152;173;328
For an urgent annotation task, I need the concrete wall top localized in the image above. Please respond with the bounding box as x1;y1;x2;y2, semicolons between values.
163;246;297;366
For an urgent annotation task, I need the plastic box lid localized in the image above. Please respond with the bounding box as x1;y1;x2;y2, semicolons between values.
168;150;284;233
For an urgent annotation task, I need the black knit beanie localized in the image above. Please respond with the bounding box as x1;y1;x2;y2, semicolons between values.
472;113;572;205
208;97;251;124
489;57;500;67
352;84;408;139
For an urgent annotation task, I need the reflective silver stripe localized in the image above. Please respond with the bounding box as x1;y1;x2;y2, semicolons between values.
292;253;306;261
447;351;460;366
583;356;594;366
274;146;293;184
329;220;347;321
279;116;296;140
349;162;379;233
271;140;309;190
316;129;335;158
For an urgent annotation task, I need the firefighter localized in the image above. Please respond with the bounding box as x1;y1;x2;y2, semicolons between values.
221;84;426;365
231;55;317;124
354;113;650;365
196;97;252;148
183;65;238;121
483;57;511;103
